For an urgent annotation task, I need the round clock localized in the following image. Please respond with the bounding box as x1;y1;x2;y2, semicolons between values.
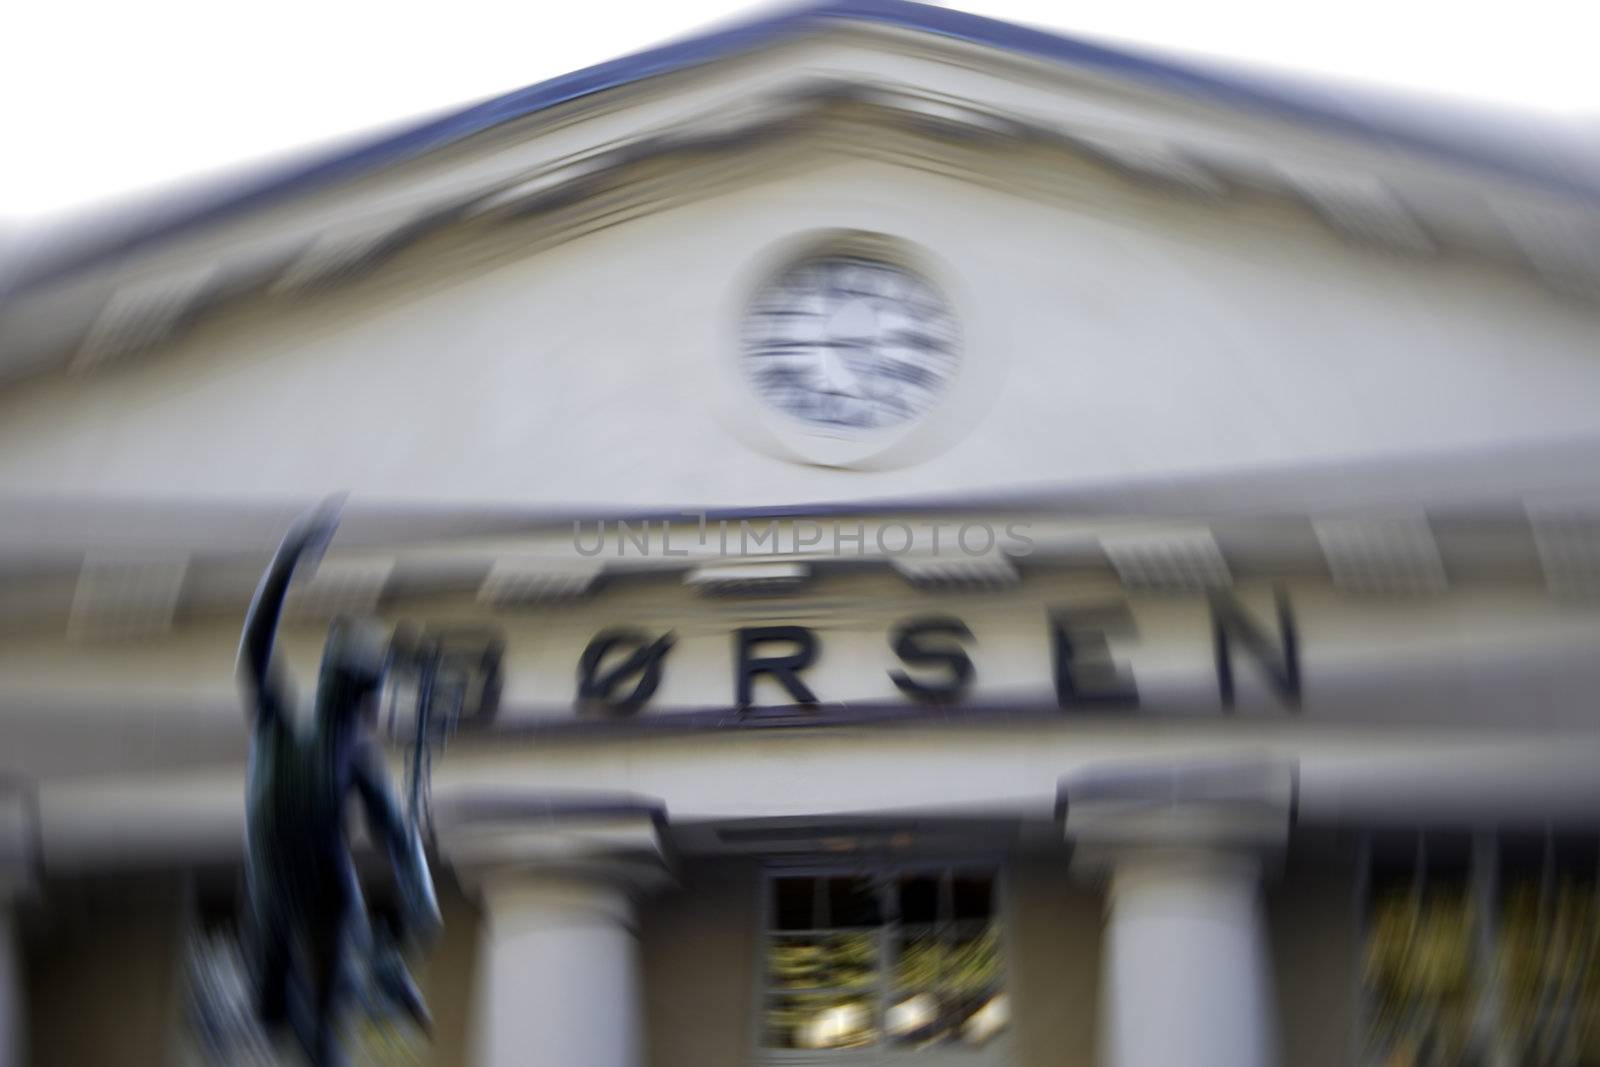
741;254;961;434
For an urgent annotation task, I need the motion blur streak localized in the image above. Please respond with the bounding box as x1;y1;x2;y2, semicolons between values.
0;3;1597;1066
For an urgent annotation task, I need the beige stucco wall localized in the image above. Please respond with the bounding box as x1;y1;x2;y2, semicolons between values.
21;874;480;1067
1007;860;1103;1067
1268;852;1360;1067
641;859;763;1067
0;155;1593;511
24;877;188;1067
418;880;484;1067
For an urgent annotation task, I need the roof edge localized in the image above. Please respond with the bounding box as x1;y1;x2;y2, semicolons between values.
5;0;1596;297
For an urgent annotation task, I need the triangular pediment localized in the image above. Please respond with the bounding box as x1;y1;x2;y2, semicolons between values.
0;1;1595;518
3;0;1596;379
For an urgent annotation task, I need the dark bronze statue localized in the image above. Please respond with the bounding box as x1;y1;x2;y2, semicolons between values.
238;499;440;1065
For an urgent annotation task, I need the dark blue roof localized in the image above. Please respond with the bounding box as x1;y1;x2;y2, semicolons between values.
10;0;1596;294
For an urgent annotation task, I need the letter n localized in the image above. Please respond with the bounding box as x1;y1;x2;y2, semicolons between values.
1210;588;1300;711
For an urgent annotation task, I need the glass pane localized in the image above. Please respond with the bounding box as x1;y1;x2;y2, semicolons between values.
892;925;1003;993
1367;831;1424;885
773;877;815;931
1553;833;1600;882
899;875;940;924
943;926;1004;993
1362;884;1477;1065
887;990;943;1046
887;989;1011;1048
893;928;945;989
761;868;1008;1053
828;876;881;927
763;993;878;1050
1497;869;1600;1064
767;933;878;991
952;875;993;921
1423;831;1474;883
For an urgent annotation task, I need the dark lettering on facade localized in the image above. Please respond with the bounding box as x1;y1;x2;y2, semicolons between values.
577;628;676;715
1209;590;1301;711
1050;603;1140;710
553;589;1303;719
735;626;820;708
888;616;975;704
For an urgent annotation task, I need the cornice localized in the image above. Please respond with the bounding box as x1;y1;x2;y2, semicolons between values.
2;35;1595;383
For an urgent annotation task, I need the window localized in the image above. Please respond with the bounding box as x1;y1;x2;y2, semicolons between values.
760;867;1010;1053
1496;834;1600;1066
1360;831;1600;1067
1361;832;1477;1066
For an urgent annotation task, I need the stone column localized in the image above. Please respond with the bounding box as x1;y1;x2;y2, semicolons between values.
471;867;645;1067
1101;847;1275;1067
1062;758;1294;1067
435;796;670;1067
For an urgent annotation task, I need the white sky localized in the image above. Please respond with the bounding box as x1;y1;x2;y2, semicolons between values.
3;0;1596;224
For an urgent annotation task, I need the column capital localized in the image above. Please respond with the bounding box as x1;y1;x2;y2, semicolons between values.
432;789;674;898
453;792;662;1067
1059;757;1296;875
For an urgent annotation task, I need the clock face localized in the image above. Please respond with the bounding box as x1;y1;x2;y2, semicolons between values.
742;255;960;433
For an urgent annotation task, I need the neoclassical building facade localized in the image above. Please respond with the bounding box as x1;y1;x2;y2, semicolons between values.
2;2;1600;1065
